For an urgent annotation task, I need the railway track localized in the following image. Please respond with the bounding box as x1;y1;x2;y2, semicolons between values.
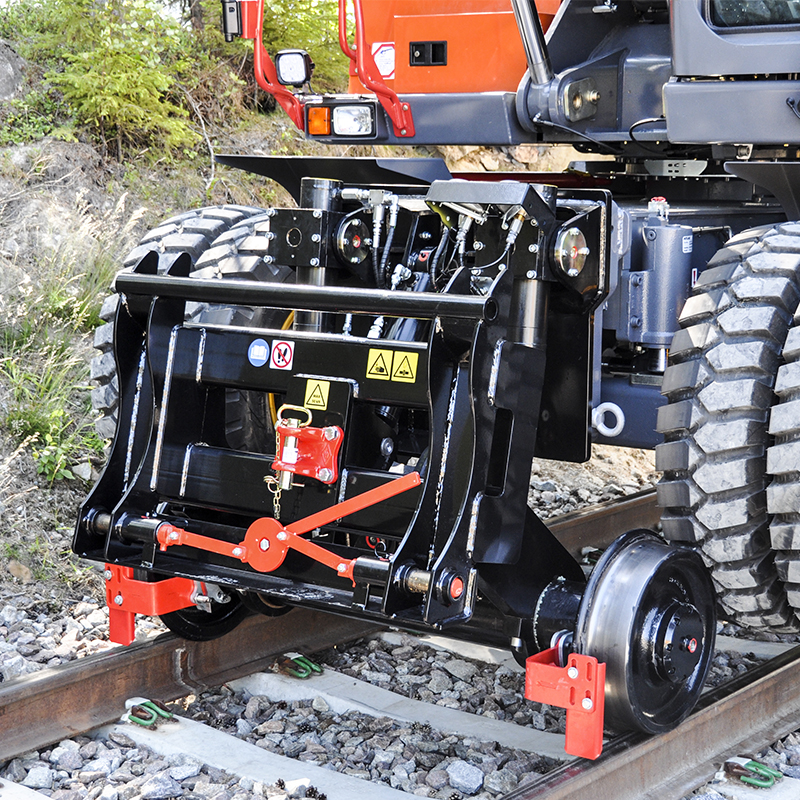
2;488;800;799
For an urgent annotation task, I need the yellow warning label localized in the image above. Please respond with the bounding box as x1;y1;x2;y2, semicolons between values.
366;348;419;383
304;379;330;409
391;352;418;383
366;348;393;381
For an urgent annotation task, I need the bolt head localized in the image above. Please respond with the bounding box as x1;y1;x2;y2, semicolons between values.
323;427;339;441
169;532;179;541
318;468;334;482
529;243;539;254
567;666;579;680
337;564;346;572
232;547;242;557
114;594;124;606
259;539;270;552
104;570;113;581
526;269;536;279
277;531;288;541
310;257;320;267
581;697;594;711
400;129;407;136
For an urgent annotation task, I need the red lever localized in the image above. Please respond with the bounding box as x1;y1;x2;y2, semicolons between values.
524;647;606;760
156;471;422;582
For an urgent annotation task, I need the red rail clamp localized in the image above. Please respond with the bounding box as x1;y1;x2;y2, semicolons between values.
524;646;606;760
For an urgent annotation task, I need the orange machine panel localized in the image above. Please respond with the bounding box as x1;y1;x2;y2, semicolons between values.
348;0;562;95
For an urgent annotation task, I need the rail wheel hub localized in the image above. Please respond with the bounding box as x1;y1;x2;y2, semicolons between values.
652;600;705;684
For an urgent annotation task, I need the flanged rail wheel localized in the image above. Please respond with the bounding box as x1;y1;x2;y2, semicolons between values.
159;599;250;642
657;224;800;631
574;530;716;734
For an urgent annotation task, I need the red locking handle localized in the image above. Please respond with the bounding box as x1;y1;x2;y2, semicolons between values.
273;420;344;484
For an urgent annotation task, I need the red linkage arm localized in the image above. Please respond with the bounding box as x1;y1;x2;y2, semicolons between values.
157;472;422;584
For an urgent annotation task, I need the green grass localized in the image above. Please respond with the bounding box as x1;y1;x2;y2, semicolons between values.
0;191;142;482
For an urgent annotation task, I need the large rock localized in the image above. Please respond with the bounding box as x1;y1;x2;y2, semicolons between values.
0;40;24;99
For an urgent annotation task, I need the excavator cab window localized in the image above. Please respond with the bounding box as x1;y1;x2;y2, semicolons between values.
709;0;800;27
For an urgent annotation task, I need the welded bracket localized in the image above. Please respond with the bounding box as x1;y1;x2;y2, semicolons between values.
524;646;606;760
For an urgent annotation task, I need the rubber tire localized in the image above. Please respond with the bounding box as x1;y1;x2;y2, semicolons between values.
91;205;265;439
187;211;294;452
767;225;800;623
657;223;800;632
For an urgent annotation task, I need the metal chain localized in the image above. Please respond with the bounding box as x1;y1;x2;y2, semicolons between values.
264;476;282;520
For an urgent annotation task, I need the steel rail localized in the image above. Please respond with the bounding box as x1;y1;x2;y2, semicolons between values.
508;645;800;800
549;487;660;558
0;609;378;761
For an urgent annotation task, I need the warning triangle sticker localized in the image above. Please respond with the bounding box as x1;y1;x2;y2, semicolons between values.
367;349;392;380
304;379;330;409
391;352;418;383
371;355;389;374
393;356;412;378
307;385;326;407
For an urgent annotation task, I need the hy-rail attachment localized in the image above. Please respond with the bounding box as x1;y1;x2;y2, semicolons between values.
78;0;800;760
77;173;717;759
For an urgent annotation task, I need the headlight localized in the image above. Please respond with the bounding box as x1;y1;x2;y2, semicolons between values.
275;49;314;86
553;226;589;278
332;105;374;136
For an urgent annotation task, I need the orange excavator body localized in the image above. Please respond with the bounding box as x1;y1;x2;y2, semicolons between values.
347;0;562;95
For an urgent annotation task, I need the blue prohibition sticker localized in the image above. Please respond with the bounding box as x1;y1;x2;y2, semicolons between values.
248;338;269;367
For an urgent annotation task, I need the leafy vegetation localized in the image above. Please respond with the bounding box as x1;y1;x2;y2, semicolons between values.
0;0;347;158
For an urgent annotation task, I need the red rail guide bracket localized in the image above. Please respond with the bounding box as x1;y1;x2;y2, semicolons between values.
104;564;197;645
525;646;606;760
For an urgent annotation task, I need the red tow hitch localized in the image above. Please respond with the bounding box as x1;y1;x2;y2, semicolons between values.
525;647;606;760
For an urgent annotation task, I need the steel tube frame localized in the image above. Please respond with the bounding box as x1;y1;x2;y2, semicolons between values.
115;272;496;321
